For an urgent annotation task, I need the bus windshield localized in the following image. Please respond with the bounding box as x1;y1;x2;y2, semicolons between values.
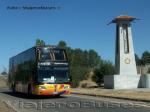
38;70;54;83
51;49;66;61
40;48;67;61
37;69;69;84
40;48;52;61
54;70;69;83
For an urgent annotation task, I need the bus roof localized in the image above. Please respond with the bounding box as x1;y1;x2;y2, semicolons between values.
9;45;65;60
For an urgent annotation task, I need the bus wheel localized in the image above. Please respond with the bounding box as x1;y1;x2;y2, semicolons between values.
55;94;60;97
12;84;16;93
27;85;32;96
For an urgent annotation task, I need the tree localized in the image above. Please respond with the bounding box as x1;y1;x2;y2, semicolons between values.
88;49;101;68
135;54;142;66
141;51;150;65
1;66;8;75
36;38;45;46
70;66;88;87
57;40;67;48
71;48;88;66
1;71;7;75
92;61;115;86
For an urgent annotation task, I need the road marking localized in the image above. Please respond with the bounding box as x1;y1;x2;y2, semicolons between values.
2;100;19;112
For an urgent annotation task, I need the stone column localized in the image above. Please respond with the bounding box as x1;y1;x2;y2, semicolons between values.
115;17;137;75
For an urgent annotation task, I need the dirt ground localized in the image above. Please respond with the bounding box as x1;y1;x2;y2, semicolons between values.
0;75;8;88
71;88;150;102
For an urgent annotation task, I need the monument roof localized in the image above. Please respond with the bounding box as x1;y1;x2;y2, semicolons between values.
108;15;138;25
112;15;137;23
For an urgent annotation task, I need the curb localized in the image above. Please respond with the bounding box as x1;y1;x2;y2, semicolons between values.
71;92;150;103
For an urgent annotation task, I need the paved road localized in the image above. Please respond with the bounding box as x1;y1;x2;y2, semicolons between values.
0;88;150;112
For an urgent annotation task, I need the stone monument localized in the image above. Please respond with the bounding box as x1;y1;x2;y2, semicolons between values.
104;15;140;89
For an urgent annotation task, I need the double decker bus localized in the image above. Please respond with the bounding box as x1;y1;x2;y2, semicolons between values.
8;46;71;96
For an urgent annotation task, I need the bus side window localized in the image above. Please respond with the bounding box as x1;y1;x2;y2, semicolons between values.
12;60;14;70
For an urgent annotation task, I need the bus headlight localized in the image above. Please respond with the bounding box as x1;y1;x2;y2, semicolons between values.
64;86;70;89
39;86;46;89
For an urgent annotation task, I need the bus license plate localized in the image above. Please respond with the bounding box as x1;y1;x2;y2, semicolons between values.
53;92;58;94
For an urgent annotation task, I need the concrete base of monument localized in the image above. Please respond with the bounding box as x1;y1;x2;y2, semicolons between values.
104;75;140;89
139;74;150;88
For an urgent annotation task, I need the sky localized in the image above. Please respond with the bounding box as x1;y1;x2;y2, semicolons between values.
0;0;150;72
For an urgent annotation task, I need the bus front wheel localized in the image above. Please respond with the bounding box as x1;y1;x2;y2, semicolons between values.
27;85;32;96
12;83;16;93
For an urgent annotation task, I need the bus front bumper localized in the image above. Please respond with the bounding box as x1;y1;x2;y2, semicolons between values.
32;84;70;96
37;89;70;96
